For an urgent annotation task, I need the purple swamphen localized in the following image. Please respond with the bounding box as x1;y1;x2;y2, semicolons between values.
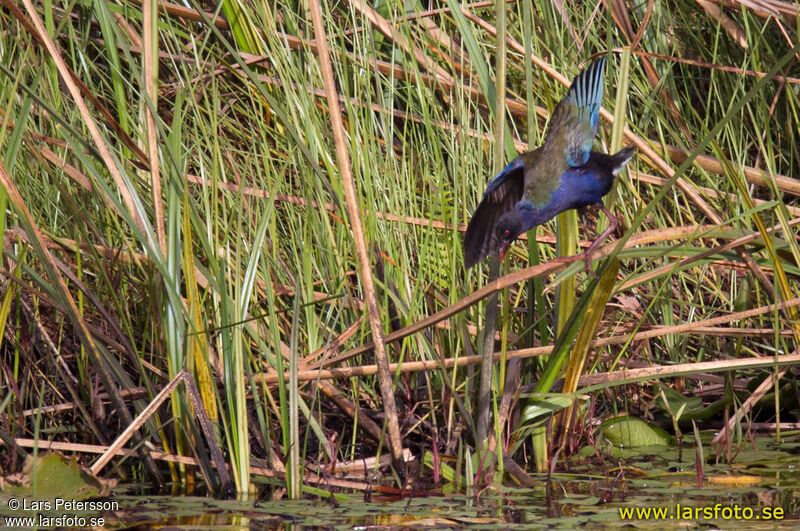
463;57;635;269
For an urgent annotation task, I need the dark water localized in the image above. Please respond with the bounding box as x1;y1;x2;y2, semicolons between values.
99;436;800;529
105;474;797;530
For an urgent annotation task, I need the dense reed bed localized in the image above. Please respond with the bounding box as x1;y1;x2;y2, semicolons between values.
1;0;799;497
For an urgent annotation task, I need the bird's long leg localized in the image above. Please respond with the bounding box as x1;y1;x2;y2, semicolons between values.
582;203;618;273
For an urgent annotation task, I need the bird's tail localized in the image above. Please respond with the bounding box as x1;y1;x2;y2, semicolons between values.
610;145;636;176
565;57;606;132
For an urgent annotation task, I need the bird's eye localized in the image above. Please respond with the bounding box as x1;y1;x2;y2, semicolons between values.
504;230;510;237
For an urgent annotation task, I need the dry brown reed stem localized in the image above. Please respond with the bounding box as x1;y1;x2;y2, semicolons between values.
12;438;391;492
578;352;800;391
347;0;453;85
307;0;405;471
257;294;800;384
711;362;793;447
632;170;800;217
320;258;579;368
258;325;796;383
12;438;195;462
661;145;800;197
142;0;165;253
303;318;362;367
616;48;800;85
91;370;233;496
618;215;800;292
22;387;150;417
697;0;749;48
124;0;230;28
315;380;385;443
717;0;799;18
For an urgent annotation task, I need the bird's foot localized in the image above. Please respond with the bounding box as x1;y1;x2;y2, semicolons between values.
579;202;620;277
577;206;591;233
582;248;598;278
551;251;596;276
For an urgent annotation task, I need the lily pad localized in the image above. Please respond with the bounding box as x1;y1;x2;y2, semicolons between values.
600;415;673;448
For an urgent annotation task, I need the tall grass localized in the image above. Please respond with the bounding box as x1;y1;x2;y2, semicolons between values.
0;0;798;496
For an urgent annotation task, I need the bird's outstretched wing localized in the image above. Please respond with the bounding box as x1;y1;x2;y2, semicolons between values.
463;156;529;268
545;57;605;168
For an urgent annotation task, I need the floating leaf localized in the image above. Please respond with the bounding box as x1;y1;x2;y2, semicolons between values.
600;415;673;448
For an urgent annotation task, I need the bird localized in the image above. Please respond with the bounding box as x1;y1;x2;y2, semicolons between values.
463;57;635;270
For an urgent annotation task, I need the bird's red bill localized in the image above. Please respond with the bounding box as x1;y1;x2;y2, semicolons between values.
499;241;511;262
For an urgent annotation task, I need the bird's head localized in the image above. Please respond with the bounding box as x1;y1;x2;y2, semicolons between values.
495;210;527;262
